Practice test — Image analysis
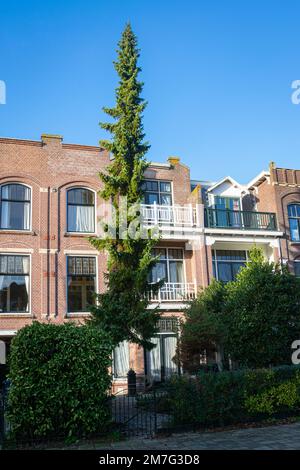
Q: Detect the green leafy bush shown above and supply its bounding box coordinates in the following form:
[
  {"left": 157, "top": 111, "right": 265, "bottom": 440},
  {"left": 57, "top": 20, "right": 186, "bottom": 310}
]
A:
[
  {"left": 166, "top": 365, "right": 300, "bottom": 427},
  {"left": 7, "top": 322, "right": 113, "bottom": 440}
]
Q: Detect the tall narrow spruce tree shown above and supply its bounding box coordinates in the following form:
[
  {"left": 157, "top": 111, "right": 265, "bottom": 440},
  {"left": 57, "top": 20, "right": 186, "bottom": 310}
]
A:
[{"left": 88, "top": 24, "right": 160, "bottom": 348}]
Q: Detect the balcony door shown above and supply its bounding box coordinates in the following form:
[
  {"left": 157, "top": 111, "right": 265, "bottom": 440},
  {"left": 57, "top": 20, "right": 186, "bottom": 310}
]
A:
[
  {"left": 214, "top": 196, "right": 241, "bottom": 227},
  {"left": 149, "top": 248, "right": 184, "bottom": 300},
  {"left": 146, "top": 334, "right": 178, "bottom": 382}
]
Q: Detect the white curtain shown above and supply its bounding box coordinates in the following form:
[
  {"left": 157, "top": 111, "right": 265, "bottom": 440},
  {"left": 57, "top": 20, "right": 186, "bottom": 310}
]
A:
[
  {"left": 169, "top": 261, "right": 184, "bottom": 283},
  {"left": 113, "top": 341, "right": 130, "bottom": 377},
  {"left": 164, "top": 336, "right": 178, "bottom": 378},
  {"left": 23, "top": 202, "right": 30, "bottom": 229},
  {"left": 68, "top": 205, "right": 94, "bottom": 232},
  {"left": 1, "top": 201, "right": 9, "bottom": 228},
  {"left": 22, "top": 257, "right": 30, "bottom": 303},
  {"left": 147, "top": 337, "right": 161, "bottom": 381}
]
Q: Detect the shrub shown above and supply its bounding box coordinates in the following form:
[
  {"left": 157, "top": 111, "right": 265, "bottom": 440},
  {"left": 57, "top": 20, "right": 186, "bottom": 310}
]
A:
[
  {"left": 7, "top": 322, "right": 113, "bottom": 441},
  {"left": 166, "top": 365, "right": 300, "bottom": 428}
]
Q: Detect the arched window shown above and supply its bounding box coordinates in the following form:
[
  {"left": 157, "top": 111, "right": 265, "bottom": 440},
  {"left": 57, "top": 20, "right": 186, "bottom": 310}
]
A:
[
  {"left": 67, "top": 188, "right": 95, "bottom": 233},
  {"left": 0, "top": 183, "right": 31, "bottom": 230},
  {"left": 288, "top": 204, "right": 300, "bottom": 241}
]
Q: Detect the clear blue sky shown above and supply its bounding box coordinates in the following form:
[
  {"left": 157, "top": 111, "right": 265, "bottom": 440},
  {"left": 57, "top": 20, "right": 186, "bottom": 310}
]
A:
[{"left": 1, "top": 0, "right": 300, "bottom": 182}]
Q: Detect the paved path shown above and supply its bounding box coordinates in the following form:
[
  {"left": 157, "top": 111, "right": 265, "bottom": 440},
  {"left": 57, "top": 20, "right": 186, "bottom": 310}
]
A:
[{"left": 88, "top": 422, "right": 300, "bottom": 450}]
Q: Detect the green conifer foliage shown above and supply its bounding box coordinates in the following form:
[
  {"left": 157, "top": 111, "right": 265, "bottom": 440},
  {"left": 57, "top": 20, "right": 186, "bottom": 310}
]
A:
[{"left": 88, "top": 24, "right": 160, "bottom": 348}]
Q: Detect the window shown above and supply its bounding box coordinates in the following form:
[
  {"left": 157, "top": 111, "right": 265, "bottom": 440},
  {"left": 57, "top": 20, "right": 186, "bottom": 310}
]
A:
[
  {"left": 67, "top": 188, "right": 95, "bottom": 233},
  {"left": 213, "top": 250, "right": 247, "bottom": 283},
  {"left": 0, "top": 184, "right": 31, "bottom": 230},
  {"left": 0, "top": 255, "right": 30, "bottom": 313},
  {"left": 294, "top": 261, "right": 300, "bottom": 277},
  {"left": 288, "top": 204, "right": 300, "bottom": 242},
  {"left": 67, "top": 256, "right": 96, "bottom": 313},
  {"left": 142, "top": 180, "right": 172, "bottom": 205},
  {"left": 146, "top": 333, "right": 178, "bottom": 382},
  {"left": 213, "top": 196, "right": 241, "bottom": 227},
  {"left": 214, "top": 196, "right": 240, "bottom": 211},
  {"left": 113, "top": 341, "right": 130, "bottom": 378},
  {"left": 149, "top": 248, "right": 184, "bottom": 284}
]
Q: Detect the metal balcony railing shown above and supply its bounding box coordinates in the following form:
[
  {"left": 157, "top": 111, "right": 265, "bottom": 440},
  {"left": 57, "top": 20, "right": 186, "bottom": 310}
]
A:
[
  {"left": 141, "top": 203, "right": 198, "bottom": 227},
  {"left": 148, "top": 282, "right": 197, "bottom": 302},
  {"left": 204, "top": 208, "right": 277, "bottom": 231}
]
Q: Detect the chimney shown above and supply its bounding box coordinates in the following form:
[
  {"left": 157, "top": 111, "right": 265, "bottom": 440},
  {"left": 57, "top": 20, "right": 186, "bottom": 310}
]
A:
[
  {"left": 41, "top": 134, "right": 63, "bottom": 146},
  {"left": 168, "top": 156, "right": 180, "bottom": 165}
]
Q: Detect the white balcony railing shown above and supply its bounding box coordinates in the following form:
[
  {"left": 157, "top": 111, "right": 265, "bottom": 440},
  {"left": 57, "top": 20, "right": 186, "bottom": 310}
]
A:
[
  {"left": 148, "top": 282, "right": 197, "bottom": 302},
  {"left": 141, "top": 203, "right": 199, "bottom": 227}
]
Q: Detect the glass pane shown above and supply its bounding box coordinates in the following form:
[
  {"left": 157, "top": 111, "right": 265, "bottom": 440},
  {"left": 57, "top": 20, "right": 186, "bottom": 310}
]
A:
[
  {"left": 0, "top": 275, "right": 29, "bottom": 312},
  {"left": 67, "top": 276, "right": 95, "bottom": 312},
  {"left": 294, "top": 262, "right": 300, "bottom": 277},
  {"left": 169, "top": 261, "right": 184, "bottom": 283},
  {"left": 152, "top": 248, "right": 167, "bottom": 260},
  {"left": 231, "top": 262, "right": 245, "bottom": 280},
  {"left": 113, "top": 341, "right": 130, "bottom": 377},
  {"left": 146, "top": 193, "right": 159, "bottom": 205},
  {"left": 150, "top": 261, "right": 167, "bottom": 283},
  {"left": 168, "top": 249, "right": 183, "bottom": 260},
  {"left": 147, "top": 337, "right": 161, "bottom": 381},
  {"left": 160, "top": 194, "right": 172, "bottom": 205},
  {"left": 68, "top": 188, "right": 94, "bottom": 205},
  {"left": 215, "top": 250, "right": 247, "bottom": 261},
  {"left": 289, "top": 218, "right": 300, "bottom": 241},
  {"left": 1, "top": 201, "right": 30, "bottom": 230},
  {"left": 217, "top": 262, "right": 233, "bottom": 282},
  {"left": 163, "top": 335, "right": 177, "bottom": 378},
  {"left": 68, "top": 204, "right": 94, "bottom": 232},
  {"left": 288, "top": 205, "right": 296, "bottom": 217},
  {"left": 160, "top": 182, "right": 171, "bottom": 193},
  {"left": 1, "top": 184, "right": 30, "bottom": 201}
]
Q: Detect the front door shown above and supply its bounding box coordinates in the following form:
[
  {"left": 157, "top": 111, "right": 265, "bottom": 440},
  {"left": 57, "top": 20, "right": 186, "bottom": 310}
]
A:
[{"left": 146, "top": 334, "right": 178, "bottom": 382}]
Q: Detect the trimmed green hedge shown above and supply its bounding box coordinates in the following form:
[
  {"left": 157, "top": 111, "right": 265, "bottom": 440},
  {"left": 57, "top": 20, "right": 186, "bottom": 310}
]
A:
[
  {"left": 166, "top": 365, "right": 300, "bottom": 427},
  {"left": 7, "top": 322, "right": 113, "bottom": 440}
]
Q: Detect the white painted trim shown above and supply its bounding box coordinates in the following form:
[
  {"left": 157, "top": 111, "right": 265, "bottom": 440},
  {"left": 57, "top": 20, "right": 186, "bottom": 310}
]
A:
[
  {"left": 204, "top": 228, "right": 283, "bottom": 237},
  {"left": 39, "top": 249, "right": 58, "bottom": 254},
  {"left": 64, "top": 249, "right": 97, "bottom": 255},
  {"left": 247, "top": 171, "right": 270, "bottom": 189},
  {"left": 0, "top": 330, "right": 17, "bottom": 336},
  {"left": 149, "top": 162, "right": 171, "bottom": 169},
  {"left": 207, "top": 176, "right": 245, "bottom": 193},
  {"left": 206, "top": 235, "right": 283, "bottom": 245},
  {"left": 0, "top": 248, "right": 34, "bottom": 253}
]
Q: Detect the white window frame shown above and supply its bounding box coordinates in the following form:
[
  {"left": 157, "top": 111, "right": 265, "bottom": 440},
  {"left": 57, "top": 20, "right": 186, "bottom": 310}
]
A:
[
  {"left": 213, "top": 249, "right": 248, "bottom": 282},
  {"left": 66, "top": 254, "right": 98, "bottom": 315},
  {"left": 66, "top": 186, "right": 97, "bottom": 235},
  {"left": 0, "top": 252, "right": 32, "bottom": 316},
  {"left": 151, "top": 247, "right": 187, "bottom": 284},
  {"left": 0, "top": 182, "right": 32, "bottom": 232}
]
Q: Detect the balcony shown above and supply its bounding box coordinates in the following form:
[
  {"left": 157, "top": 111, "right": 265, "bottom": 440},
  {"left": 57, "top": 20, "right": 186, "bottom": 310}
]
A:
[
  {"left": 141, "top": 203, "right": 199, "bottom": 227},
  {"left": 148, "top": 282, "right": 197, "bottom": 302},
  {"left": 204, "top": 208, "right": 277, "bottom": 231}
]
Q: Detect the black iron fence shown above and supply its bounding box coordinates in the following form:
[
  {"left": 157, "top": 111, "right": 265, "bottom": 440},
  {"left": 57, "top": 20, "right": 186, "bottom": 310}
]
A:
[
  {"left": 205, "top": 208, "right": 277, "bottom": 231},
  {"left": 111, "top": 388, "right": 171, "bottom": 438},
  {"left": 0, "top": 384, "right": 172, "bottom": 448}
]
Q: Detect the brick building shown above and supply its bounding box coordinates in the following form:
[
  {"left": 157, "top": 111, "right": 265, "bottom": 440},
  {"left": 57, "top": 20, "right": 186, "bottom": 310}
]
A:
[{"left": 0, "top": 135, "right": 289, "bottom": 390}]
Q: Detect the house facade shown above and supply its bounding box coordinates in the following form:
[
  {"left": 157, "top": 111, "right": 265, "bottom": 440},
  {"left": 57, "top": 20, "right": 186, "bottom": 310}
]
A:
[{"left": 0, "top": 135, "right": 289, "bottom": 391}]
